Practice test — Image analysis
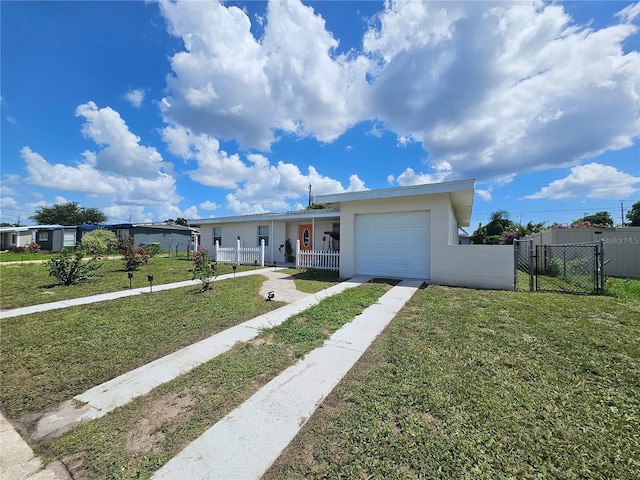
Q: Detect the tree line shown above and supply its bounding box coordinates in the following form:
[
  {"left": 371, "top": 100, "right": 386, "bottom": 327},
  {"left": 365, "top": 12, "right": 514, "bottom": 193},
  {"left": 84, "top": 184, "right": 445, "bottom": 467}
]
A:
[{"left": 470, "top": 201, "right": 640, "bottom": 245}]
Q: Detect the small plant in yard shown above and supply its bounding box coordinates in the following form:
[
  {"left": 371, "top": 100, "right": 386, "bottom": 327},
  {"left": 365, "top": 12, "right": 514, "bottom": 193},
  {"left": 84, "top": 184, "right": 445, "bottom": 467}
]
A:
[
  {"left": 27, "top": 242, "right": 41, "bottom": 253},
  {"left": 119, "top": 236, "right": 151, "bottom": 271},
  {"left": 45, "top": 248, "right": 102, "bottom": 286},
  {"left": 192, "top": 246, "right": 217, "bottom": 291}
]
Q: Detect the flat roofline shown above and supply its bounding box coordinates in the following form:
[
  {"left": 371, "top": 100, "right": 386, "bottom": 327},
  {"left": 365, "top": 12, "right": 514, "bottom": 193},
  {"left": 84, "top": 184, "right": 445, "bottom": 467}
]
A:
[
  {"left": 314, "top": 179, "right": 475, "bottom": 205},
  {"left": 189, "top": 208, "right": 340, "bottom": 226}
]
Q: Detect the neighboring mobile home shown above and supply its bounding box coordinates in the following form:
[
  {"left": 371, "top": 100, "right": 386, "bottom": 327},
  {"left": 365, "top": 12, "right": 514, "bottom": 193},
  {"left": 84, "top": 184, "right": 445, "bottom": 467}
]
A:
[
  {"left": 78, "top": 223, "right": 195, "bottom": 255},
  {"left": 0, "top": 225, "right": 77, "bottom": 252},
  {"left": 191, "top": 180, "right": 514, "bottom": 290},
  {"left": 0, "top": 226, "right": 33, "bottom": 251}
]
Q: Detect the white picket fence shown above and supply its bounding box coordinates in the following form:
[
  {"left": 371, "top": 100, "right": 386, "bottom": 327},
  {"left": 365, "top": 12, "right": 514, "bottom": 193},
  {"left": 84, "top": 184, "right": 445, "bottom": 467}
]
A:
[
  {"left": 295, "top": 239, "right": 340, "bottom": 271},
  {"left": 214, "top": 239, "right": 265, "bottom": 266}
]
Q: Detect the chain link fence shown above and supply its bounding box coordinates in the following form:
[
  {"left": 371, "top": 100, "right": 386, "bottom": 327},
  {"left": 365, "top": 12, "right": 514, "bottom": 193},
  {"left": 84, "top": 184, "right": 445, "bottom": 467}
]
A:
[{"left": 514, "top": 239, "right": 605, "bottom": 294}]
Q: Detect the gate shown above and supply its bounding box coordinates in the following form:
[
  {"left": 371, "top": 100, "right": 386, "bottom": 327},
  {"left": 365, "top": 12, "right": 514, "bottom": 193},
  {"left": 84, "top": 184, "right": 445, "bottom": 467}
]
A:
[{"left": 514, "top": 239, "right": 605, "bottom": 294}]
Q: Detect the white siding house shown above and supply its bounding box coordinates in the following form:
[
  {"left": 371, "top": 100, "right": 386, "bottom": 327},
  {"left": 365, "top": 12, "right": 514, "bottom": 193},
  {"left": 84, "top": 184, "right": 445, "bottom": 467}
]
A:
[
  {"left": 190, "top": 210, "right": 341, "bottom": 266},
  {"left": 190, "top": 180, "right": 514, "bottom": 290},
  {"left": 316, "top": 180, "right": 514, "bottom": 289}
]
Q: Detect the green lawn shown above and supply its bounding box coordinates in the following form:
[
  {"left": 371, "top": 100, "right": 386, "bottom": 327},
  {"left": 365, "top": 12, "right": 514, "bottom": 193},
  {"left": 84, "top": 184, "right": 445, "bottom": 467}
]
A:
[
  {"left": 264, "top": 285, "right": 640, "bottom": 480},
  {"left": 0, "top": 257, "right": 258, "bottom": 309},
  {"left": 33, "top": 282, "right": 392, "bottom": 480},
  {"left": 1, "top": 275, "right": 284, "bottom": 418},
  {"left": 0, "top": 251, "right": 54, "bottom": 262},
  {"left": 3, "top": 263, "right": 638, "bottom": 479}
]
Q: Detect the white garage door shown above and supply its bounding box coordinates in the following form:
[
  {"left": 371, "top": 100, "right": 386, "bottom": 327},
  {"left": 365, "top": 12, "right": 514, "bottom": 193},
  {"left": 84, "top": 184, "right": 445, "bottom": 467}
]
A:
[{"left": 356, "top": 211, "right": 430, "bottom": 279}]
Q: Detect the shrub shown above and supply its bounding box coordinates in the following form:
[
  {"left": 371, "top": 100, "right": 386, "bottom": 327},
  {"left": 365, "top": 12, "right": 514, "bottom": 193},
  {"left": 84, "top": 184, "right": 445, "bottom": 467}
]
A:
[
  {"left": 45, "top": 248, "right": 102, "bottom": 286},
  {"left": 27, "top": 242, "right": 41, "bottom": 253},
  {"left": 192, "top": 246, "right": 216, "bottom": 291},
  {"left": 81, "top": 229, "right": 119, "bottom": 255},
  {"left": 119, "top": 237, "right": 151, "bottom": 271}
]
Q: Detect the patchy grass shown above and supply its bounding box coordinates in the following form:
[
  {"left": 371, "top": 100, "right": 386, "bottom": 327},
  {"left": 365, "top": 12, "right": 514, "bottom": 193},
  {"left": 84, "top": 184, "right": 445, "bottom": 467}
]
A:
[
  {"left": 1, "top": 275, "right": 283, "bottom": 418},
  {"left": 34, "top": 282, "right": 392, "bottom": 480},
  {"left": 264, "top": 286, "right": 640, "bottom": 480},
  {"left": 606, "top": 277, "right": 640, "bottom": 307},
  {"left": 0, "top": 257, "right": 256, "bottom": 309}
]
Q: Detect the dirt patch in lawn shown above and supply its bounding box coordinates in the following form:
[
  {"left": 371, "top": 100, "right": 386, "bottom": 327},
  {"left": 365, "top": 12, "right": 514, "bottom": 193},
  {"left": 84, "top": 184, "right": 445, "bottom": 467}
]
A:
[{"left": 126, "top": 391, "right": 195, "bottom": 455}]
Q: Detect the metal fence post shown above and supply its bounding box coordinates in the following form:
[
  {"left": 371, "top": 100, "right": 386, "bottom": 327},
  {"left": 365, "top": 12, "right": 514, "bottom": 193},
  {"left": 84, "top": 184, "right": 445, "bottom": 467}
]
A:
[
  {"left": 600, "top": 238, "right": 605, "bottom": 293},
  {"left": 528, "top": 238, "right": 534, "bottom": 292},
  {"left": 513, "top": 241, "right": 518, "bottom": 291}
]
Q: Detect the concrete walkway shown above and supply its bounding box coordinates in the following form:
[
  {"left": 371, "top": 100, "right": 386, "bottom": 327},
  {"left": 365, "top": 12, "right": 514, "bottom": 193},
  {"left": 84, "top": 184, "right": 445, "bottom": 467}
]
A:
[
  {"left": 3, "top": 271, "right": 423, "bottom": 480},
  {"left": 152, "top": 279, "right": 423, "bottom": 480},
  {"left": 32, "top": 274, "right": 370, "bottom": 442},
  {"left": 0, "top": 413, "right": 66, "bottom": 480}
]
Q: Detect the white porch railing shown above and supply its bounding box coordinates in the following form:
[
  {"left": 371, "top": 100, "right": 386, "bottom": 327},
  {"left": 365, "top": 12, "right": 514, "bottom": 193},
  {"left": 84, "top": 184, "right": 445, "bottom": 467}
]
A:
[
  {"left": 295, "top": 239, "right": 340, "bottom": 271},
  {"left": 214, "top": 239, "right": 265, "bottom": 266}
]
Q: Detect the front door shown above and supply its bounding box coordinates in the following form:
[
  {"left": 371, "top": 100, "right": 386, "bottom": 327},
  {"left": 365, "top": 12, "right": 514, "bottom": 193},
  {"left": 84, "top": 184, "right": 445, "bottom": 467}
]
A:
[{"left": 299, "top": 224, "right": 313, "bottom": 251}]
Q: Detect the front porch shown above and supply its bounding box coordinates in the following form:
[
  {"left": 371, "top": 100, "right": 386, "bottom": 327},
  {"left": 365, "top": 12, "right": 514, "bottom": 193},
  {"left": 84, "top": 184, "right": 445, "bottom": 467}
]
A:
[{"left": 212, "top": 238, "right": 340, "bottom": 272}]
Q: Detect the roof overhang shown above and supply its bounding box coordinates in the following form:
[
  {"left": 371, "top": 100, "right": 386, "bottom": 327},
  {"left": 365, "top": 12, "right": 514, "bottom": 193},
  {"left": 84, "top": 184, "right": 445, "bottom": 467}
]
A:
[
  {"left": 314, "top": 179, "right": 475, "bottom": 227},
  {"left": 189, "top": 208, "right": 340, "bottom": 226}
]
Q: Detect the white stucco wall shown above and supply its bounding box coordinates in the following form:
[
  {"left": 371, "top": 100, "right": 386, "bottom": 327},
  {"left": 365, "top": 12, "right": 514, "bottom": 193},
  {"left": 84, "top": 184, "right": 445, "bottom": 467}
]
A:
[
  {"left": 337, "top": 193, "right": 514, "bottom": 289},
  {"left": 431, "top": 245, "right": 514, "bottom": 289}
]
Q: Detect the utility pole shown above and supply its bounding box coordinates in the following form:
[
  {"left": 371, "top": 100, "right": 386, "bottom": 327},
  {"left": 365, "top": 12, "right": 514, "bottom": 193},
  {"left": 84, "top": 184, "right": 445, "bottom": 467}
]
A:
[
  {"left": 621, "top": 201, "right": 625, "bottom": 226},
  {"left": 308, "top": 183, "right": 312, "bottom": 208}
]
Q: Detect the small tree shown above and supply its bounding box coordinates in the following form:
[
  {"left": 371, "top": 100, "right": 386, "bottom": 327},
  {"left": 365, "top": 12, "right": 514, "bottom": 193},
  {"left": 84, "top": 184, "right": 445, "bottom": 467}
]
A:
[
  {"left": 119, "top": 237, "right": 151, "bottom": 271},
  {"left": 572, "top": 211, "right": 614, "bottom": 228},
  {"left": 80, "top": 229, "right": 119, "bottom": 255},
  {"left": 46, "top": 248, "right": 102, "bottom": 286},
  {"left": 29, "top": 201, "right": 107, "bottom": 225},
  {"left": 192, "top": 246, "right": 216, "bottom": 291},
  {"left": 626, "top": 201, "right": 640, "bottom": 226}
]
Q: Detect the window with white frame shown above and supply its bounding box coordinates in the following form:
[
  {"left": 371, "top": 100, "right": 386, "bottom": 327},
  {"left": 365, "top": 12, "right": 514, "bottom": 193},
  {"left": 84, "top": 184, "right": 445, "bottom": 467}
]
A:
[
  {"left": 38, "top": 231, "right": 49, "bottom": 242},
  {"left": 258, "top": 225, "right": 269, "bottom": 246},
  {"left": 213, "top": 227, "right": 222, "bottom": 246}
]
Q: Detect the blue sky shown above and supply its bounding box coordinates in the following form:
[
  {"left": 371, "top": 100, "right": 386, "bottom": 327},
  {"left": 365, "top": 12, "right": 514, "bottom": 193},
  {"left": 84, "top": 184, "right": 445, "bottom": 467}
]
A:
[{"left": 2, "top": 0, "right": 639, "bottom": 231}]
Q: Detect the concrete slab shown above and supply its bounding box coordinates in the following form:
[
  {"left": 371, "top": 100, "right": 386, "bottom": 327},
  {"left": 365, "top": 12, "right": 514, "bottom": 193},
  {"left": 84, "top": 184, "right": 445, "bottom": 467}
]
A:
[
  {"left": 32, "top": 276, "right": 371, "bottom": 442},
  {"left": 152, "top": 279, "right": 422, "bottom": 480},
  {"left": 0, "top": 413, "right": 65, "bottom": 480}
]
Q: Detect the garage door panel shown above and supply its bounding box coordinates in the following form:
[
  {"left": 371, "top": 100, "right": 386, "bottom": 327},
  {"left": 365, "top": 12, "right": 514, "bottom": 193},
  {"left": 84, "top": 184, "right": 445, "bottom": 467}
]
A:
[{"left": 355, "top": 211, "right": 430, "bottom": 279}]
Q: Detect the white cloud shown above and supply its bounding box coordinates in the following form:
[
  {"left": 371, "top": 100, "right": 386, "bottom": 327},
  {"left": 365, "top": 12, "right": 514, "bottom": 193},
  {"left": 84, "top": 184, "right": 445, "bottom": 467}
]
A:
[
  {"left": 161, "top": 125, "right": 364, "bottom": 212},
  {"left": 155, "top": 0, "right": 639, "bottom": 188},
  {"left": 22, "top": 103, "right": 182, "bottom": 210},
  {"left": 1, "top": 196, "right": 18, "bottom": 209},
  {"left": 199, "top": 200, "right": 218, "bottom": 211},
  {"left": 124, "top": 88, "right": 145, "bottom": 108},
  {"left": 389, "top": 167, "right": 450, "bottom": 186},
  {"left": 475, "top": 189, "right": 492, "bottom": 202},
  {"left": 616, "top": 2, "right": 640, "bottom": 23},
  {"left": 76, "top": 101, "right": 169, "bottom": 179},
  {"left": 157, "top": 0, "right": 369, "bottom": 150},
  {"left": 525, "top": 163, "right": 640, "bottom": 200},
  {"left": 364, "top": 1, "right": 640, "bottom": 181}
]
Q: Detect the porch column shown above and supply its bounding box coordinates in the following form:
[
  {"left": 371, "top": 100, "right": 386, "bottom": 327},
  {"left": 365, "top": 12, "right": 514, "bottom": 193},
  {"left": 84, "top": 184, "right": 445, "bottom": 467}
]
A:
[
  {"left": 261, "top": 238, "right": 265, "bottom": 267},
  {"left": 236, "top": 237, "right": 241, "bottom": 265},
  {"left": 296, "top": 239, "right": 301, "bottom": 269}
]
